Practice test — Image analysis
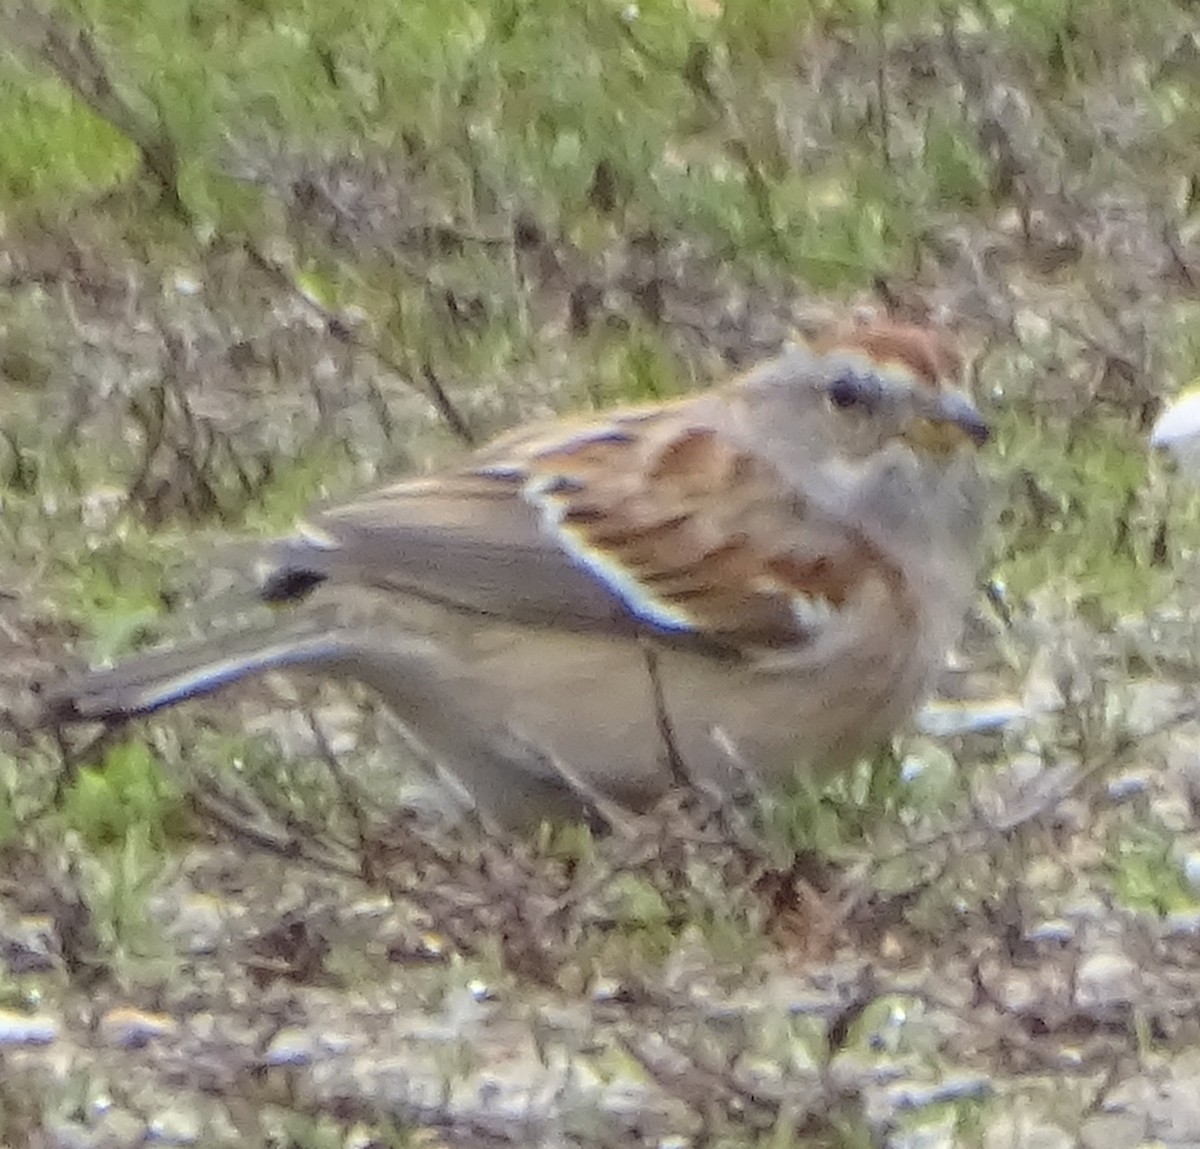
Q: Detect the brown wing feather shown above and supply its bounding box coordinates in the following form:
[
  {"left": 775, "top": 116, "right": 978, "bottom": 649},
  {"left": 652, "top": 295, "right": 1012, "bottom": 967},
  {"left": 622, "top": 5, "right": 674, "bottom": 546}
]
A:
[
  {"left": 267, "top": 380, "right": 911, "bottom": 650},
  {"left": 269, "top": 474, "right": 639, "bottom": 632},
  {"left": 502, "top": 418, "right": 906, "bottom": 647}
]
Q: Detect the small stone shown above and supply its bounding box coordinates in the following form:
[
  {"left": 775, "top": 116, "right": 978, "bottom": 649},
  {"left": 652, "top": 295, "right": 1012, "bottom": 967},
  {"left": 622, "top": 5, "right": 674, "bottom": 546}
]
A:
[
  {"left": 1166, "top": 908, "right": 1200, "bottom": 935},
  {"left": 885, "top": 1076, "right": 992, "bottom": 1110},
  {"left": 318, "top": 1030, "right": 355, "bottom": 1055},
  {"left": 264, "top": 1027, "right": 314, "bottom": 1066},
  {"left": 0, "top": 1008, "right": 59, "bottom": 1045},
  {"left": 466, "top": 977, "right": 495, "bottom": 1001},
  {"left": 916, "top": 698, "right": 1026, "bottom": 737},
  {"left": 1106, "top": 771, "right": 1149, "bottom": 800},
  {"left": 591, "top": 976, "right": 622, "bottom": 1002},
  {"left": 0, "top": 912, "right": 60, "bottom": 973},
  {"left": 146, "top": 1107, "right": 201, "bottom": 1145},
  {"left": 989, "top": 968, "right": 1044, "bottom": 1014},
  {"left": 1075, "top": 952, "right": 1138, "bottom": 1011},
  {"left": 98, "top": 1007, "right": 179, "bottom": 1049},
  {"left": 171, "top": 271, "right": 201, "bottom": 296},
  {"left": 167, "top": 895, "right": 227, "bottom": 955},
  {"left": 1026, "top": 919, "right": 1074, "bottom": 944}
]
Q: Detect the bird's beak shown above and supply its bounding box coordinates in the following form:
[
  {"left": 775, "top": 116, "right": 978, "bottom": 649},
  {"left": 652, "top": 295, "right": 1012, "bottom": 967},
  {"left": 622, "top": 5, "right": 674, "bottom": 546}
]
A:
[{"left": 908, "top": 388, "right": 990, "bottom": 453}]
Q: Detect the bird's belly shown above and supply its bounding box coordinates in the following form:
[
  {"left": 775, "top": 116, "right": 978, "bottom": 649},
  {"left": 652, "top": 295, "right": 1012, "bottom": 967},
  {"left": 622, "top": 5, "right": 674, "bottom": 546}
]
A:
[
  {"left": 461, "top": 626, "right": 923, "bottom": 812},
  {"left": 465, "top": 627, "right": 671, "bottom": 809}
]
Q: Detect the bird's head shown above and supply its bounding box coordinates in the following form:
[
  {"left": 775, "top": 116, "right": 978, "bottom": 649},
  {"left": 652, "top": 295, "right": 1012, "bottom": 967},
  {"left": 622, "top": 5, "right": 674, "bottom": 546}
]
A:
[
  {"left": 738, "top": 320, "right": 988, "bottom": 472},
  {"left": 809, "top": 321, "right": 989, "bottom": 460},
  {"left": 720, "top": 318, "right": 992, "bottom": 575}
]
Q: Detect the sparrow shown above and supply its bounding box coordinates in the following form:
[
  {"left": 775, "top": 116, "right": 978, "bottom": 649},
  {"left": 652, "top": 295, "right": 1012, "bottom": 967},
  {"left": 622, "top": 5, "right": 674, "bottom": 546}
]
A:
[{"left": 42, "top": 321, "right": 991, "bottom": 830}]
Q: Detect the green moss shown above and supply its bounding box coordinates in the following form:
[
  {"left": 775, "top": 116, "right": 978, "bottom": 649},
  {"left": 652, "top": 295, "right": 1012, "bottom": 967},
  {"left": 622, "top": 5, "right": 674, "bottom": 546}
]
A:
[
  {"left": 50, "top": 530, "right": 184, "bottom": 663},
  {"left": 0, "top": 60, "right": 136, "bottom": 203},
  {"left": 990, "top": 409, "right": 1175, "bottom": 618},
  {"left": 62, "top": 741, "right": 188, "bottom": 848},
  {"left": 1106, "top": 821, "right": 1198, "bottom": 916}
]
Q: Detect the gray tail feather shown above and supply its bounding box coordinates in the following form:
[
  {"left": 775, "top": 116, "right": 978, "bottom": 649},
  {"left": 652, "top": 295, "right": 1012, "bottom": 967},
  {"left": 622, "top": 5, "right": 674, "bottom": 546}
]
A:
[{"left": 40, "top": 619, "right": 342, "bottom": 725}]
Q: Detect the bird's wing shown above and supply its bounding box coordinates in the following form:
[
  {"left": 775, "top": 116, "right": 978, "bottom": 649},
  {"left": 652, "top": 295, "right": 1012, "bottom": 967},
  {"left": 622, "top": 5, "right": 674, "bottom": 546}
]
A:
[{"left": 265, "top": 399, "right": 905, "bottom": 650}]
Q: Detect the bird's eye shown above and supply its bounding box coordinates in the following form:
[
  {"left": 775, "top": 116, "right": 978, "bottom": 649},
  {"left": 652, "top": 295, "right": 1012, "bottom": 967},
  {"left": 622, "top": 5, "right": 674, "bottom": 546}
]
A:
[{"left": 826, "top": 370, "right": 876, "bottom": 411}]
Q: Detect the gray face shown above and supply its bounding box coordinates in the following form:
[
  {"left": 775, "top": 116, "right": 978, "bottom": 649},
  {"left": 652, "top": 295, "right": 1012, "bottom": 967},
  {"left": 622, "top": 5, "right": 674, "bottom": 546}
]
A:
[
  {"left": 740, "top": 345, "right": 987, "bottom": 472},
  {"left": 815, "top": 354, "right": 987, "bottom": 451}
]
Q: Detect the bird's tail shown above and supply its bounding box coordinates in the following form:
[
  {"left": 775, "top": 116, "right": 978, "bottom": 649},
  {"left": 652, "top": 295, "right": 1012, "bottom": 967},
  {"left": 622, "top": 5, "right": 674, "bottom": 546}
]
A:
[
  {"left": 39, "top": 618, "right": 346, "bottom": 724},
  {"left": 38, "top": 619, "right": 622, "bottom": 830}
]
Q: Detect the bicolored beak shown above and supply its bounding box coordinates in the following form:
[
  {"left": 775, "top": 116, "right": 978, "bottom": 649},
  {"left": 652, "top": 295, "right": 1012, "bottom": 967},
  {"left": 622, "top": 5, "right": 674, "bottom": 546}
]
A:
[{"left": 909, "top": 388, "right": 990, "bottom": 453}]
